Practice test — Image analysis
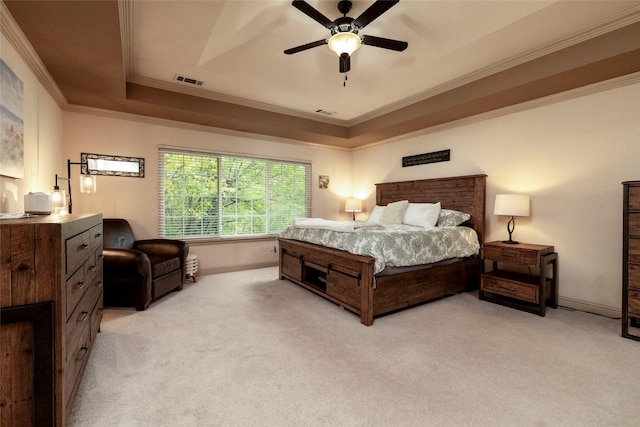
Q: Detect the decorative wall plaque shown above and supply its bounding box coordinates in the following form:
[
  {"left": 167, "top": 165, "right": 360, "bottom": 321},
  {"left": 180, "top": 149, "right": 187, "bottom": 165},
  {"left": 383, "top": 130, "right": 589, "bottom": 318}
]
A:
[{"left": 402, "top": 149, "right": 450, "bottom": 167}]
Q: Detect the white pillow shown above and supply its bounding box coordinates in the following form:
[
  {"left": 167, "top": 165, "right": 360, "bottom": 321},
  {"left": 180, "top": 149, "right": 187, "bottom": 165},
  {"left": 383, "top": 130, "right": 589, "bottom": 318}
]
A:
[
  {"left": 403, "top": 202, "right": 441, "bottom": 228},
  {"left": 380, "top": 200, "right": 409, "bottom": 225},
  {"left": 367, "top": 205, "right": 385, "bottom": 223}
]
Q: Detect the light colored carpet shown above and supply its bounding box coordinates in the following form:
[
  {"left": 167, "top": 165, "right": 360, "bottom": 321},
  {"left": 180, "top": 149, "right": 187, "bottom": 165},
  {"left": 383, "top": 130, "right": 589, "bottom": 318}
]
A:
[{"left": 70, "top": 267, "right": 639, "bottom": 426}]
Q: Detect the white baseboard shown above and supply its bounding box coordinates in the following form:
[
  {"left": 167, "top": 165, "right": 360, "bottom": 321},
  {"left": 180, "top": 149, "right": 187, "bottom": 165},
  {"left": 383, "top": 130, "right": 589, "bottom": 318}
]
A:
[
  {"left": 198, "top": 262, "right": 278, "bottom": 277},
  {"left": 558, "top": 296, "right": 621, "bottom": 319}
]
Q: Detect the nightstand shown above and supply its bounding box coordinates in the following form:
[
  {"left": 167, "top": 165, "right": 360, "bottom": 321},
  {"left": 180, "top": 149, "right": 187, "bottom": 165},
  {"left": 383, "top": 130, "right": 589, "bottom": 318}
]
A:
[{"left": 480, "top": 241, "right": 558, "bottom": 316}]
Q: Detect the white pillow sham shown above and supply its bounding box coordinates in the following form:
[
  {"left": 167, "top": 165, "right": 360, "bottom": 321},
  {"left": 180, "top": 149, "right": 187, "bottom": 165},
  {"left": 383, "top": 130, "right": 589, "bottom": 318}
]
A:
[
  {"left": 403, "top": 202, "right": 441, "bottom": 228},
  {"left": 367, "top": 205, "right": 385, "bottom": 223}
]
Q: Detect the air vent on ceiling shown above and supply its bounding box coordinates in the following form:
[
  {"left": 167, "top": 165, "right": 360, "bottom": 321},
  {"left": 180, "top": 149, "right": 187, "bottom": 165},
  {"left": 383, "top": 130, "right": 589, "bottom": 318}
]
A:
[
  {"left": 315, "top": 109, "right": 336, "bottom": 116},
  {"left": 175, "top": 74, "right": 205, "bottom": 86}
]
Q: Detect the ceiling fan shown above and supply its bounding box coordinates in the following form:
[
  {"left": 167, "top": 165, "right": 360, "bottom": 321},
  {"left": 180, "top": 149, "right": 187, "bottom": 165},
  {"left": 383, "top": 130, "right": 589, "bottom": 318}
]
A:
[{"left": 284, "top": 0, "right": 408, "bottom": 73}]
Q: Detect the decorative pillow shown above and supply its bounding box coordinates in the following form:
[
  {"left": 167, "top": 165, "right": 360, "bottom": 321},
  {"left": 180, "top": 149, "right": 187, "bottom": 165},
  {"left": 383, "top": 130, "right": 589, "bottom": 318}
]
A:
[
  {"left": 403, "top": 202, "right": 441, "bottom": 228},
  {"left": 367, "top": 205, "right": 385, "bottom": 223},
  {"left": 380, "top": 200, "right": 409, "bottom": 225},
  {"left": 437, "top": 209, "right": 471, "bottom": 226}
]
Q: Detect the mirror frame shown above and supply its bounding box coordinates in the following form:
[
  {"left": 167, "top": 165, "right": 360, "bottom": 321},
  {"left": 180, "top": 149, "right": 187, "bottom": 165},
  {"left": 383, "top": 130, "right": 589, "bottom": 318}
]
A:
[{"left": 81, "top": 153, "right": 145, "bottom": 177}]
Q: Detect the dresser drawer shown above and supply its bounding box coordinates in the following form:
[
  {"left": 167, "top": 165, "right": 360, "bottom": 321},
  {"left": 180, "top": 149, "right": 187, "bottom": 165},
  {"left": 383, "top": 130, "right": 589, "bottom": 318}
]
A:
[
  {"left": 64, "top": 319, "right": 91, "bottom": 407},
  {"left": 629, "top": 239, "right": 640, "bottom": 264},
  {"left": 282, "top": 251, "right": 302, "bottom": 281},
  {"left": 65, "top": 266, "right": 88, "bottom": 320},
  {"left": 326, "top": 268, "right": 360, "bottom": 309},
  {"left": 482, "top": 274, "right": 539, "bottom": 304},
  {"left": 629, "top": 264, "right": 640, "bottom": 291},
  {"left": 66, "top": 287, "right": 93, "bottom": 347},
  {"left": 628, "top": 290, "right": 640, "bottom": 316},
  {"left": 89, "top": 223, "right": 104, "bottom": 251},
  {"left": 91, "top": 293, "right": 104, "bottom": 342},
  {"left": 629, "top": 213, "right": 640, "bottom": 238},
  {"left": 66, "top": 228, "right": 94, "bottom": 275},
  {"left": 483, "top": 246, "right": 538, "bottom": 267},
  {"left": 629, "top": 185, "right": 640, "bottom": 210}
]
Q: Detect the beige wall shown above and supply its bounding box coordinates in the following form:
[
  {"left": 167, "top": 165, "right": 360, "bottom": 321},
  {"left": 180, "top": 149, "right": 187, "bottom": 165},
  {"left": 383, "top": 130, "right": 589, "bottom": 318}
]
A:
[
  {"left": 0, "top": 33, "right": 63, "bottom": 213},
  {"left": 354, "top": 82, "right": 640, "bottom": 316},
  {"left": 5, "top": 25, "right": 639, "bottom": 316},
  {"left": 62, "top": 111, "right": 354, "bottom": 274}
]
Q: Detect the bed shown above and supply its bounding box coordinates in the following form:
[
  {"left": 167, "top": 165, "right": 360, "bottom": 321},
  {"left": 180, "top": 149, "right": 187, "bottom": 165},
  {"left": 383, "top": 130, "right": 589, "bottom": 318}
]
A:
[{"left": 278, "top": 174, "right": 486, "bottom": 325}]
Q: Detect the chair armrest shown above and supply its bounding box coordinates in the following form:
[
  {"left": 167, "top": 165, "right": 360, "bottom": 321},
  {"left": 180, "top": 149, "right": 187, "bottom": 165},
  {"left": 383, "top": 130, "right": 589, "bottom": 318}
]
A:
[
  {"left": 103, "top": 248, "right": 151, "bottom": 278},
  {"left": 134, "top": 239, "right": 188, "bottom": 258}
]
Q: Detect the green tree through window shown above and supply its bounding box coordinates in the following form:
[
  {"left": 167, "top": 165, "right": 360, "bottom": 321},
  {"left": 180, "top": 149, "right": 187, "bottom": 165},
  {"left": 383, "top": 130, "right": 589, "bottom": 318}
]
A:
[{"left": 159, "top": 148, "right": 311, "bottom": 238}]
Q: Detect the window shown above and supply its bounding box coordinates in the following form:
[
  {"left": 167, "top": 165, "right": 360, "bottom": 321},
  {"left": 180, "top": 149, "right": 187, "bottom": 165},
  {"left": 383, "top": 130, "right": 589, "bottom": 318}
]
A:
[{"left": 158, "top": 147, "right": 311, "bottom": 239}]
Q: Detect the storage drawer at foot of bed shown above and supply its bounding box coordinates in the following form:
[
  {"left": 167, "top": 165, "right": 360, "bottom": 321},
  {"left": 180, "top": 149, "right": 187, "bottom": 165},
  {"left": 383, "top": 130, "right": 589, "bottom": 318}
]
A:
[
  {"left": 326, "top": 269, "right": 360, "bottom": 309},
  {"left": 282, "top": 252, "right": 302, "bottom": 281}
]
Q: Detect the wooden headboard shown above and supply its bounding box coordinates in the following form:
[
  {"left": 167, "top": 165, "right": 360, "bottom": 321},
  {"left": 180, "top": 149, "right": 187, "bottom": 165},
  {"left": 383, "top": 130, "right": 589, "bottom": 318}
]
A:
[{"left": 375, "top": 174, "right": 487, "bottom": 244}]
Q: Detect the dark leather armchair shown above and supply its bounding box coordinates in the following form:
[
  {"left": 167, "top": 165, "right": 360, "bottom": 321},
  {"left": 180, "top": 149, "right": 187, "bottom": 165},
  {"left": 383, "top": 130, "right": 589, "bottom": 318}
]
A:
[{"left": 103, "top": 218, "right": 189, "bottom": 311}]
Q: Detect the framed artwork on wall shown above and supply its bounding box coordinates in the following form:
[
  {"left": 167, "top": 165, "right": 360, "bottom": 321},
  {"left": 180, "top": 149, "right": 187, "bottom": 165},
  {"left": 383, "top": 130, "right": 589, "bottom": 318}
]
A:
[{"left": 0, "top": 59, "right": 24, "bottom": 179}]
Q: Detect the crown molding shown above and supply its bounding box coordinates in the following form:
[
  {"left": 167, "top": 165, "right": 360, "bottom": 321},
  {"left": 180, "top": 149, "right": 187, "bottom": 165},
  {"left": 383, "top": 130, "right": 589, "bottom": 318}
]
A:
[
  {"left": 348, "top": 6, "right": 640, "bottom": 126},
  {"left": 0, "top": 0, "right": 67, "bottom": 106}
]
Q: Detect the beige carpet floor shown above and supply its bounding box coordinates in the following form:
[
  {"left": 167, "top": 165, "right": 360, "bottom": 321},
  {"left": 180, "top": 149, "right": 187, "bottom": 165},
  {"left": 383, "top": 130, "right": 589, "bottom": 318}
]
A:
[{"left": 69, "top": 267, "right": 640, "bottom": 426}]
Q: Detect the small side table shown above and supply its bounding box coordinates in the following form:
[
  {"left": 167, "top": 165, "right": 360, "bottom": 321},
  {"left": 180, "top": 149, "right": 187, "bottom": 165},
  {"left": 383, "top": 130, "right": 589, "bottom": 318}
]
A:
[
  {"left": 186, "top": 253, "right": 198, "bottom": 282},
  {"left": 480, "top": 241, "right": 558, "bottom": 316}
]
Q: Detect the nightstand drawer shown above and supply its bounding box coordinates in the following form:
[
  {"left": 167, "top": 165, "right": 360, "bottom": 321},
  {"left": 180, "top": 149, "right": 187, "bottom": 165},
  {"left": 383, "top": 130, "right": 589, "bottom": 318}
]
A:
[
  {"left": 629, "top": 185, "right": 640, "bottom": 210},
  {"left": 482, "top": 274, "right": 539, "bottom": 304},
  {"left": 483, "top": 246, "right": 538, "bottom": 266}
]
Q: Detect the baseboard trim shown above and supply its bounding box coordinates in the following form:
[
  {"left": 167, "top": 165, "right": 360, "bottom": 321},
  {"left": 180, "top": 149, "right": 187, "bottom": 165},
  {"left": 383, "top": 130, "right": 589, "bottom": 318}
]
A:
[
  {"left": 558, "top": 296, "right": 621, "bottom": 319},
  {"left": 199, "top": 262, "right": 278, "bottom": 277}
]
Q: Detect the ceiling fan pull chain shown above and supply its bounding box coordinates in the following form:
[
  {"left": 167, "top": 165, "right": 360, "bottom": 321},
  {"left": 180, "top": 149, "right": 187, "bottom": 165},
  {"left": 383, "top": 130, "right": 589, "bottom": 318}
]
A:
[{"left": 344, "top": 74, "right": 348, "bottom": 87}]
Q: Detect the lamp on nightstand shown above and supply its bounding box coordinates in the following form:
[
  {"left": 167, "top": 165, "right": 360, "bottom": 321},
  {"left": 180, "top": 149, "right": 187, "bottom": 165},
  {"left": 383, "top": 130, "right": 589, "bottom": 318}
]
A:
[
  {"left": 494, "top": 194, "right": 530, "bottom": 244},
  {"left": 345, "top": 198, "right": 362, "bottom": 221}
]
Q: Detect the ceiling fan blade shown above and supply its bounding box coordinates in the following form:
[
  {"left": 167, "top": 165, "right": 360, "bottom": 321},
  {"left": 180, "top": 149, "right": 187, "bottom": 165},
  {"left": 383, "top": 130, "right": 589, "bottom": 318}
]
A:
[
  {"left": 339, "top": 53, "right": 351, "bottom": 73},
  {"left": 353, "top": 0, "right": 399, "bottom": 30},
  {"left": 361, "top": 34, "right": 407, "bottom": 51},
  {"left": 292, "top": 0, "right": 334, "bottom": 29},
  {"left": 284, "top": 39, "right": 328, "bottom": 55}
]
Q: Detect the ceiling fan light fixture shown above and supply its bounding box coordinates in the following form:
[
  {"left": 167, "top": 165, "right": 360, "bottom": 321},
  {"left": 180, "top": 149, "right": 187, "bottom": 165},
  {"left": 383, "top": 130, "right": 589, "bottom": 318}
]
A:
[{"left": 328, "top": 32, "right": 361, "bottom": 56}]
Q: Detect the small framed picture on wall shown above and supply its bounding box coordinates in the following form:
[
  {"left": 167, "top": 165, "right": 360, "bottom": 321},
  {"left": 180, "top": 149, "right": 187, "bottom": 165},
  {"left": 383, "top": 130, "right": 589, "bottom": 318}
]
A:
[{"left": 319, "top": 175, "right": 329, "bottom": 189}]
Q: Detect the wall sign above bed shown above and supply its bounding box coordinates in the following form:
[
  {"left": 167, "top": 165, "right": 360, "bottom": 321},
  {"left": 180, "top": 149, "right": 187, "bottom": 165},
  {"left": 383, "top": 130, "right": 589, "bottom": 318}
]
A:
[{"left": 402, "top": 149, "right": 450, "bottom": 167}]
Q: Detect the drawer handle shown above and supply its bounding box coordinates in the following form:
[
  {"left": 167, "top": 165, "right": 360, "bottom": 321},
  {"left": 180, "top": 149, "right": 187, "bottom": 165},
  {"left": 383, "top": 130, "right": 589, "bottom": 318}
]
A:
[
  {"left": 79, "top": 243, "right": 89, "bottom": 250},
  {"left": 499, "top": 285, "right": 518, "bottom": 292},
  {"left": 76, "top": 346, "right": 89, "bottom": 362},
  {"left": 74, "top": 281, "right": 86, "bottom": 291},
  {"left": 95, "top": 232, "right": 102, "bottom": 238},
  {"left": 97, "top": 308, "right": 104, "bottom": 316},
  {"left": 77, "top": 311, "right": 89, "bottom": 323},
  {"left": 88, "top": 265, "right": 97, "bottom": 272},
  {"left": 95, "top": 281, "right": 103, "bottom": 289},
  {"left": 502, "top": 253, "right": 520, "bottom": 258}
]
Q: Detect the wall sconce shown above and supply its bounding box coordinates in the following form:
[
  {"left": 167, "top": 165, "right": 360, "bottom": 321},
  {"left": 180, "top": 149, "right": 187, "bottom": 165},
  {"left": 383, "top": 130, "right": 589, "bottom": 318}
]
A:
[
  {"left": 494, "top": 194, "right": 530, "bottom": 244},
  {"left": 52, "top": 159, "right": 97, "bottom": 214},
  {"left": 345, "top": 198, "right": 362, "bottom": 221}
]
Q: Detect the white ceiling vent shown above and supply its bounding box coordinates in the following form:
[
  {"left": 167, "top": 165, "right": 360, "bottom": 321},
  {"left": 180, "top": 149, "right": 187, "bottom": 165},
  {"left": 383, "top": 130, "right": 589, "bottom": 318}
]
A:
[
  {"left": 315, "top": 109, "right": 336, "bottom": 116},
  {"left": 175, "top": 74, "right": 205, "bottom": 86}
]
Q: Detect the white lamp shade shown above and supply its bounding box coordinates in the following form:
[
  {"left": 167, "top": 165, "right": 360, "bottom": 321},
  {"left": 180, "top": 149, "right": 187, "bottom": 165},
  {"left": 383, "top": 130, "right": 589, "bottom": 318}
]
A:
[
  {"left": 345, "top": 198, "right": 363, "bottom": 213},
  {"left": 494, "top": 194, "right": 530, "bottom": 217},
  {"left": 80, "top": 174, "right": 97, "bottom": 193},
  {"left": 328, "top": 32, "right": 361, "bottom": 56}
]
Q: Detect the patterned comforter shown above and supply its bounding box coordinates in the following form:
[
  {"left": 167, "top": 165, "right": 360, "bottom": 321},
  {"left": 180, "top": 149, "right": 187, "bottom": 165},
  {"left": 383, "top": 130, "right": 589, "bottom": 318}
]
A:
[{"left": 278, "top": 224, "right": 480, "bottom": 274}]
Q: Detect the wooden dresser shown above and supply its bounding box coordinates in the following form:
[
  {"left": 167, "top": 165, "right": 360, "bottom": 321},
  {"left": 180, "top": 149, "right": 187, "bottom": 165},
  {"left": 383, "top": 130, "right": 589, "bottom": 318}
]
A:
[
  {"left": 0, "top": 214, "right": 104, "bottom": 426},
  {"left": 623, "top": 181, "right": 640, "bottom": 340}
]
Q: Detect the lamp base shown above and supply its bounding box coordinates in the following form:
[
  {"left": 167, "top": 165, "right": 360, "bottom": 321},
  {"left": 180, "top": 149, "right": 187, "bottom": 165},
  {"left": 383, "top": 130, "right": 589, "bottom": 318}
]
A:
[{"left": 501, "top": 239, "right": 520, "bottom": 244}]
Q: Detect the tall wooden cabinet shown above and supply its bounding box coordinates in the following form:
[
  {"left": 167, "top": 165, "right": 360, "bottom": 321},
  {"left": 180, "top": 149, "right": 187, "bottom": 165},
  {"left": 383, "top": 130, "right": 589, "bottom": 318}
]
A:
[
  {"left": 623, "top": 181, "right": 640, "bottom": 340},
  {"left": 0, "top": 214, "right": 104, "bottom": 425}
]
